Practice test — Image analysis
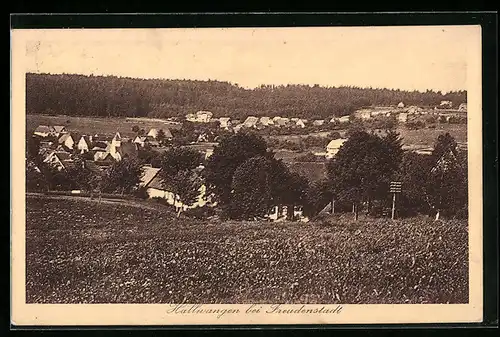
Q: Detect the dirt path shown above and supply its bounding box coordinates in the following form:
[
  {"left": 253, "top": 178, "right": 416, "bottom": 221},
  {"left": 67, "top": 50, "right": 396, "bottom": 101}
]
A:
[{"left": 26, "top": 192, "right": 161, "bottom": 211}]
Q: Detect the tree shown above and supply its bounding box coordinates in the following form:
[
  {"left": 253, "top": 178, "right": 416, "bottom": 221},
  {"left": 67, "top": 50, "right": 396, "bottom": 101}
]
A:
[
  {"left": 204, "top": 131, "right": 268, "bottom": 207},
  {"left": 158, "top": 147, "right": 202, "bottom": 183},
  {"left": 168, "top": 170, "right": 204, "bottom": 217},
  {"left": 102, "top": 158, "right": 143, "bottom": 194},
  {"left": 132, "top": 125, "right": 140, "bottom": 133},
  {"left": 326, "top": 130, "right": 402, "bottom": 220},
  {"left": 281, "top": 172, "right": 309, "bottom": 221},
  {"left": 65, "top": 156, "right": 96, "bottom": 191},
  {"left": 156, "top": 129, "right": 166, "bottom": 143},
  {"left": 229, "top": 156, "right": 273, "bottom": 220},
  {"left": 425, "top": 134, "right": 467, "bottom": 220}
]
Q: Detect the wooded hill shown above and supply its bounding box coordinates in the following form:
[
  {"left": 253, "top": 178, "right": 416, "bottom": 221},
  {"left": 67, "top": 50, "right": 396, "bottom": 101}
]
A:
[{"left": 26, "top": 73, "right": 467, "bottom": 120}]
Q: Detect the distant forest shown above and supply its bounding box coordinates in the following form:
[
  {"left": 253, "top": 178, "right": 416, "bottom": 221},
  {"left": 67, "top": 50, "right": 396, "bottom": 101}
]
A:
[{"left": 26, "top": 73, "right": 467, "bottom": 120}]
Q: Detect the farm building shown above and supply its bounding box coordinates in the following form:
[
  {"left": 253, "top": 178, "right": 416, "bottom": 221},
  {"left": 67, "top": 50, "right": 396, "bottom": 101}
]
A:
[
  {"left": 325, "top": 138, "right": 348, "bottom": 158},
  {"left": 52, "top": 125, "right": 66, "bottom": 136},
  {"left": 397, "top": 102, "right": 405, "bottom": 108},
  {"left": 111, "top": 132, "right": 122, "bottom": 147},
  {"left": 458, "top": 103, "right": 467, "bottom": 111},
  {"left": 133, "top": 136, "right": 147, "bottom": 147},
  {"left": 337, "top": 115, "right": 350, "bottom": 123},
  {"left": 312, "top": 119, "right": 325, "bottom": 126},
  {"left": 140, "top": 166, "right": 209, "bottom": 211}
]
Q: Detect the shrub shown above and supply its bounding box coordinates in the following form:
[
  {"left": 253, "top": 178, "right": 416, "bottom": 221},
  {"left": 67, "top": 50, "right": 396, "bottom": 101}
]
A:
[{"left": 183, "top": 206, "right": 217, "bottom": 219}]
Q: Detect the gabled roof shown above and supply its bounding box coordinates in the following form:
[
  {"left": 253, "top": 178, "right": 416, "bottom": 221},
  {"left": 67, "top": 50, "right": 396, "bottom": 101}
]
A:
[
  {"left": 34, "top": 125, "right": 52, "bottom": 133},
  {"left": 327, "top": 138, "right": 348, "bottom": 150},
  {"left": 53, "top": 125, "right": 66, "bottom": 133},
  {"left": 244, "top": 116, "right": 259, "bottom": 126},
  {"left": 58, "top": 133, "right": 73, "bottom": 143},
  {"left": 140, "top": 166, "right": 161, "bottom": 187}
]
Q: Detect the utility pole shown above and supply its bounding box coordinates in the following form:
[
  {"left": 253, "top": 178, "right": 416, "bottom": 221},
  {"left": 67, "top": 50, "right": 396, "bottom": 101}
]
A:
[{"left": 389, "top": 181, "right": 402, "bottom": 220}]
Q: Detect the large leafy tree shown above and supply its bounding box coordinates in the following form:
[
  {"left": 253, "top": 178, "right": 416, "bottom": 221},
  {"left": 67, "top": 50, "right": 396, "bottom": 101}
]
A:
[
  {"left": 158, "top": 147, "right": 204, "bottom": 215},
  {"left": 326, "top": 130, "right": 402, "bottom": 220},
  {"left": 425, "top": 134, "right": 467, "bottom": 220},
  {"left": 102, "top": 158, "right": 143, "bottom": 194},
  {"left": 204, "top": 131, "right": 268, "bottom": 206},
  {"left": 229, "top": 156, "right": 273, "bottom": 220},
  {"left": 158, "top": 147, "right": 202, "bottom": 185}
]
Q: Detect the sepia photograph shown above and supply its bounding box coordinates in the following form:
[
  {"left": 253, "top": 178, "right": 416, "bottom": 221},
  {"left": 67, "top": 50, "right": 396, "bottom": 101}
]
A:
[{"left": 11, "top": 25, "right": 483, "bottom": 325}]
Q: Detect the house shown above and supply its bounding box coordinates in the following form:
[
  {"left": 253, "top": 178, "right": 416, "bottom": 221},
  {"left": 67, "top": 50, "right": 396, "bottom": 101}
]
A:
[
  {"left": 397, "top": 102, "right": 405, "bottom": 108},
  {"left": 272, "top": 116, "right": 282, "bottom": 124},
  {"left": 295, "top": 119, "right": 306, "bottom": 128},
  {"left": 204, "top": 148, "right": 214, "bottom": 160},
  {"left": 77, "top": 135, "right": 92, "bottom": 153},
  {"left": 111, "top": 132, "right": 122, "bottom": 147},
  {"left": 397, "top": 113, "right": 408, "bottom": 123},
  {"left": 312, "top": 119, "right": 325, "bottom": 126},
  {"left": 194, "top": 111, "right": 213, "bottom": 123},
  {"left": 331, "top": 115, "right": 352, "bottom": 123},
  {"left": 219, "top": 117, "right": 231, "bottom": 129},
  {"left": 92, "top": 148, "right": 108, "bottom": 161},
  {"left": 147, "top": 128, "right": 173, "bottom": 140},
  {"left": 439, "top": 100, "right": 453, "bottom": 109},
  {"left": 354, "top": 109, "right": 372, "bottom": 120},
  {"left": 33, "top": 125, "right": 53, "bottom": 138},
  {"left": 52, "top": 125, "right": 66, "bottom": 137},
  {"left": 325, "top": 138, "right": 348, "bottom": 158},
  {"left": 58, "top": 133, "right": 75, "bottom": 150},
  {"left": 406, "top": 106, "right": 420, "bottom": 114},
  {"left": 95, "top": 152, "right": 117, "bottom": 166},
  {"left": 290, "top": 117, "right": 299, "bottom": 122},
  {"left": 275, "top": 118, "right": 288, "bottom": 127},
  {"left": 259, "top": 116, "right": 273, "bottom": 127},
  {"left": 133, "top": 136, "right": 147, "bottom": 147},
  {"left": 243, "top": 116, "right": 259, "bottom": 128},
  {"left": 458, "top": 103, "right": 467, "bottom": 111},
  {"left": 43, "top": 151, "right": 72, "bottom": 171},
  {"left": 197, "top": 133, "right": 209, "bottom": 143},
  {"left": 140, "top": 166, "right": 208, "bottom": 211},
  {"left": 185, "top": 113, "right": 197, "bottom": 122},
  {"left": 233, "top": 124, "right": 244, "bottom": 133}
]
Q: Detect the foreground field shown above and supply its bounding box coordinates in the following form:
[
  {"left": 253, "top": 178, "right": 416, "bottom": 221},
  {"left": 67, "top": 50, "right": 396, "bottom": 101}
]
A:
[{"left": 26, "top": 195, "right": 468, "bottom": 304}]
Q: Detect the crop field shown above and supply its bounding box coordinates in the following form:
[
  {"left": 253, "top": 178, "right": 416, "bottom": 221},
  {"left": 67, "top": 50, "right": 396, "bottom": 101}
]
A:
[
  {"left": 26, "top": 114, "right": 181, "bottom": 138},
  {"left": 26, "top": 195, "right": 468, "bottom": 304}
]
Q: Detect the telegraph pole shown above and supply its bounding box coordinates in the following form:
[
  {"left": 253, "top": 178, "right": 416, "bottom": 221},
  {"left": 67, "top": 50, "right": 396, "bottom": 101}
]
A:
[{"left": 389, "top": 181, "right": 402, "bottom": 220}]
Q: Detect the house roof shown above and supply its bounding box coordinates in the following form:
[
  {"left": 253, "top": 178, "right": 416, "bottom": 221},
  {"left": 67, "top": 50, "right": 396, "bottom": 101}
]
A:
[
  {"left": 58, "top": 133, "right": 72, "bottom": 143},
  {"left": 146, "top": 174, "right": 165, "bottom": 190},
  {"left": 140, "top": 166, "right": 161, "bottom": 187},
  {"left": 34, "top": 125, "right": 52, "bottom": 133},
  {"left": 244, "top": 116, "right": 259, "bottom": 126},
  {"left": 286, "top": 162, "right": 328, "bottom": 183},
  {"left": 327, "top": 139, "right": 348, "bottom": 150},
  {"left": 219, "top": 117, "right": 231, "bottom": 122},
  {"left": 53, "top": 125, "right": 66, "bottom": 132}
]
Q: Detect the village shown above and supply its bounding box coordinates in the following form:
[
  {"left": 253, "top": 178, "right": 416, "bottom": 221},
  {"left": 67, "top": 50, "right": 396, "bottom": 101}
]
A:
[{"left": 28, "top": 99, "right": 468, "bottom": 222}]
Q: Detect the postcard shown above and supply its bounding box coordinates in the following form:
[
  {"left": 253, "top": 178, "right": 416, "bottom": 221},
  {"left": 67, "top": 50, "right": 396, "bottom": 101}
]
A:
[{"left": 11, "top": 25, "right": 483, "bottom": 326}]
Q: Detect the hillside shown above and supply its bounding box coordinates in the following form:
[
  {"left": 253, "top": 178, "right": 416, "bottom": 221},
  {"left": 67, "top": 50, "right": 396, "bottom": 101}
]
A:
[
  {"left": 26, "top": 73, "right": 467, "bottom": 120},
  {"left": 26, "top": 194, "right": 468, "bottom": 304}
]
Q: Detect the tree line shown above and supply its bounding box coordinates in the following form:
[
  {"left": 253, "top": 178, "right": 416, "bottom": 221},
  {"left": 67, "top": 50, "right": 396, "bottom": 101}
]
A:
[{"left": 26, "top": 73, "right": 467, "bottom": 120}]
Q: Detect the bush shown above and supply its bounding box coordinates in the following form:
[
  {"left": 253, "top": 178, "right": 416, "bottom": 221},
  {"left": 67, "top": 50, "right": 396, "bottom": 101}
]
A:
[{"left": 134, "top": 186, "right": 149, "bottom": 200}]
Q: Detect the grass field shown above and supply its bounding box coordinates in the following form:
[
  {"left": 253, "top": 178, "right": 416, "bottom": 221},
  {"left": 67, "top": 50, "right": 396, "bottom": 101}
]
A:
[
  {"left": 26, "top": 114, "right": 181, "bottom": 138},
  {"left": 26, "top": 195, "right": 468, "bottom": 304}
]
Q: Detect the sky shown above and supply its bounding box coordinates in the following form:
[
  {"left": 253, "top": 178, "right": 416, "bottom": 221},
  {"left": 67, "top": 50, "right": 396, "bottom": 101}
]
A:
[{"left": 21, "top": 26, "right": 478, "bottom": 93}]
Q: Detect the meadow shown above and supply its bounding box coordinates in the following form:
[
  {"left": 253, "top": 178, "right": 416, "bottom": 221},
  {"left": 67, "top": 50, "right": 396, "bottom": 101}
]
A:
[{"left": 26, "top": 195, "right": 468, "bottom": 304}]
